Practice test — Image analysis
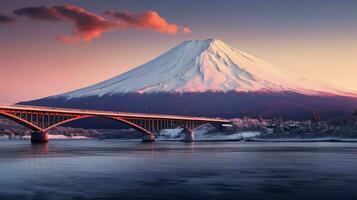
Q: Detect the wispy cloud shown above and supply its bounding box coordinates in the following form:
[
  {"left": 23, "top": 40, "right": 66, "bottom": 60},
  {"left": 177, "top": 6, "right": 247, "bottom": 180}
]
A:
[
  {"left": 14, "top": 5, "right": 117, "bottom": 43},
  {"left": 0, "top": 14, "right": 16, "bottom": 24},
  {"left": 103, "top": 10, "right": 191, "bottom": 34},
  {"left": 13, "top": 5, "right": 191, "bottom": 44},
  {"left": 14, "top": 6, "right": 61, "bottom": 21}
]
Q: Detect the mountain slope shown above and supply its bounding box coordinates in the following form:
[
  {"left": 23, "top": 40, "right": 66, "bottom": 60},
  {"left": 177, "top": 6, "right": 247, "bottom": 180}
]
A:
[
  {"left": 55, "top": 38, "right": 355, "bottom": 99},
  {"left": 20, "top": 38, "right": 357, "bottom": 120}
]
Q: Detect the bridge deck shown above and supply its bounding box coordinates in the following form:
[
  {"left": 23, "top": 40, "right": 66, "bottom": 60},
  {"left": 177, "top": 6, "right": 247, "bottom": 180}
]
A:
[{"left": 0, "top": 104, "right": 229, "bottom": 123}]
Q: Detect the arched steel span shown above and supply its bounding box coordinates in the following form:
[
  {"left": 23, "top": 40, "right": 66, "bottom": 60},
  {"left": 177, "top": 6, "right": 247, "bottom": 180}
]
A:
[
  {"left": 0, "top": 104, "right": 232, "bottom": 138},
  {"left": 42, "top": 115, "right": 153, "bottom": 135}
]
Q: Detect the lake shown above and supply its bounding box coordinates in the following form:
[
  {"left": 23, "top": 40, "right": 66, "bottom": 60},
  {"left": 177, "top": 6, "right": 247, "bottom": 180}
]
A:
[{"left": 0, "top": 139, "right": 357, "bottom": 200}]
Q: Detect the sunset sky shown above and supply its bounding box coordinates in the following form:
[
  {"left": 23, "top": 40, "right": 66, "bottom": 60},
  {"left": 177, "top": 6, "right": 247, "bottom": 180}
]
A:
[{"left": 0, "top": 0, "right": 356, "bottom": 103}]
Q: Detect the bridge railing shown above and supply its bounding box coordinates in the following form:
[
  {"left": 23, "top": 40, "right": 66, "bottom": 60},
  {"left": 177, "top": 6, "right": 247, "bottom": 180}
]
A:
[{"left": 0, "top": 104, "right": 229, "bottom": 123}]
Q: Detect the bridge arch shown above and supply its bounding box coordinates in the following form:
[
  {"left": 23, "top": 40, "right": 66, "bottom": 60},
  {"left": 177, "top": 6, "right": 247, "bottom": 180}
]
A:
[
  {"left": 42, "top": 115, "right": 153, "bottom": 135},
  {"left": 0, "top": 112, "right": 153, "bottom": 135},
  {"left": 0, "top": 111, "right": 42, "bottom": 131},
  {"left": 174, "top": 121, "right": 209, "bottom": 131}
]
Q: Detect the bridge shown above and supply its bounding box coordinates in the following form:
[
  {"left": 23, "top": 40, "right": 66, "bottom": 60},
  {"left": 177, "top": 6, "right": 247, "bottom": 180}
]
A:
[{"left": 0, "top": 105, "right": 232, "bottom": 143}]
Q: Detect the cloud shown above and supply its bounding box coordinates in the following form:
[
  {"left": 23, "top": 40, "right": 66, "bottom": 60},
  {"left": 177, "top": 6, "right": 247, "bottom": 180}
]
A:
[
  {"left": 14, "top": 6, "right": 60, "bottom": 21},
  {"left": 183, "top": 26, "right": 192, "bottom": 33},
  {"left": 13, "top": 5, "right": 191, "bottom": 43},
  {"left": 14, "top": 5, "right": 118, "bottom": 43},
  {"left": 55, "top": 35, "right": 80, "bottom": 44},
  {"left": 103, "top": 10, "right": 189, "bottom": 34},
  {"left": 54, "top": 5, "right": 118, "bottom": 42},
  {"left": 0, "top": 14, "right": 16, "bottom": 24}
]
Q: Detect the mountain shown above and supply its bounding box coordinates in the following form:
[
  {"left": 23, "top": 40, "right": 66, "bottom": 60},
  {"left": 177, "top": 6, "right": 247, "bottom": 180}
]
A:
[
  {"left": 20, "top": 38, "right": 357, "bottom": 120},
  {"left": 54, "top": 38, "right": 353, "bottom": 98}
]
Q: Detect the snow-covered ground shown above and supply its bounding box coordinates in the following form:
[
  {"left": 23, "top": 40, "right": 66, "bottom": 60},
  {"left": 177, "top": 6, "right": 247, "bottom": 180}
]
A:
[
  {"left": 54, "top": 38, "right": 355, "bottom": 99},
  {"left": 156, "top": 127, "right": 260, "bottom": 141},
  {"left": 0, "top": 135, "right": 9, "bottom": 140}
]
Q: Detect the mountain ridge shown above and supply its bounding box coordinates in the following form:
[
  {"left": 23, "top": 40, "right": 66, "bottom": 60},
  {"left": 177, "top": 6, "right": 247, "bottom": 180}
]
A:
[
  {"left": 19, "top": 38, "right": 357, "bottom": 120},
  {"left": 51, "top": 38, "right": 356, "bottom": 99}
]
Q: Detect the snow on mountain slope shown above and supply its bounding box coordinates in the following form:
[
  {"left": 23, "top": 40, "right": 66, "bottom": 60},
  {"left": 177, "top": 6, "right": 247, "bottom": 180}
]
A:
[{"left": 55, "top": 38, "right": 355, "bottom": 98}]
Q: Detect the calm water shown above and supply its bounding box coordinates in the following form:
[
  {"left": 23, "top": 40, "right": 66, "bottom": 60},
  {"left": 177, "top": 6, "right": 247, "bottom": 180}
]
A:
[{"left": 0, "top": 140, "right": 357, "bottom": 200}]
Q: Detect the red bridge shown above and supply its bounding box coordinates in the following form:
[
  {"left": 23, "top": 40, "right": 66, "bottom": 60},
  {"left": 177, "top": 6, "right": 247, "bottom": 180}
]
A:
[{"left": 0, "top": 104, "right": 232, "bottom": 143}]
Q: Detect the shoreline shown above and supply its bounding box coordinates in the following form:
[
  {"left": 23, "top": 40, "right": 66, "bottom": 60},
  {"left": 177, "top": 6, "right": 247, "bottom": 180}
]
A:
[{"left": 2, "top": 135, "right": 357, "bottom": 143}]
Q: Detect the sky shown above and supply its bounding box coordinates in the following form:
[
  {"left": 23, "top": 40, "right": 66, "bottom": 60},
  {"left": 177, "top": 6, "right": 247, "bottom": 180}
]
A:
[{"left": 0, "top": 0, "right": 356, "bottom": 103}]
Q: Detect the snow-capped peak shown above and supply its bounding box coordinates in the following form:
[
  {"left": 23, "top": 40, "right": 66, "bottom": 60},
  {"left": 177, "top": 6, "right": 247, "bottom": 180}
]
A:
[{"left": 56, "top": 38, "right": 356, "bottom": 98}]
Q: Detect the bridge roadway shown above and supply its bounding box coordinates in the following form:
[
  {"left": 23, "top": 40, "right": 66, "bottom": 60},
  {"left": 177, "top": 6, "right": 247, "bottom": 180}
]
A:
[{"left": 0, "top": 104, "right": 232, "bottom": 143}]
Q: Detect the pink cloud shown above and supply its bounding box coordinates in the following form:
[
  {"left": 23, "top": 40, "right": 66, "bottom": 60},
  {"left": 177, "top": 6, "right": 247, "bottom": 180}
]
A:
[
  {"left": 104, "top": 10, "right": 190, "bottom": 34},
  {"left": 183, "top": 26, "right": 192, "bottom": 33},
  {"left": 14, "top": 5, "right": 191, "bottom": 44},
  {"left": 14, "top": 5, "right": 118, "bottom": 43}
]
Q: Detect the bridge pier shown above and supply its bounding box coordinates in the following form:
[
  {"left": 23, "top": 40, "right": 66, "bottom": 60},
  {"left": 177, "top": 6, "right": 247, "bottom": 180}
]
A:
[
  {"left": 183, "top": 129, "right": 195, "bottom": 142},
  {"left": 31, "top": 131, "right": 49, "bottom": 143},
  {"left": 142, "top": 134, "right": 155, "bottom": 142}
]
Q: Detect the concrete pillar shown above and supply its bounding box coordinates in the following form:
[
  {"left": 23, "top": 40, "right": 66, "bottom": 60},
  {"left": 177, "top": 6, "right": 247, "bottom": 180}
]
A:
[
  {"left": 183, "top": 129, "right": 195, "bottom": 142},
  {"left": 31, "top": 131, "right": 49, "bottom": 143},
  {"left": 142, "top": 134, "right": 155, "bottom": 142}
]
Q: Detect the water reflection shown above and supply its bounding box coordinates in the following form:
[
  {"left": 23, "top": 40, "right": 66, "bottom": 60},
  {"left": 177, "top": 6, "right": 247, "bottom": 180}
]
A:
[
  {"left": 184, "top": 141, "right": 195, "bottom": 153},
  {"left": 30, "top": 142, "right": 49, "bottom": 155},
  {"left": 0, "top": 140, "right": 357, "bottom": 200}
]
